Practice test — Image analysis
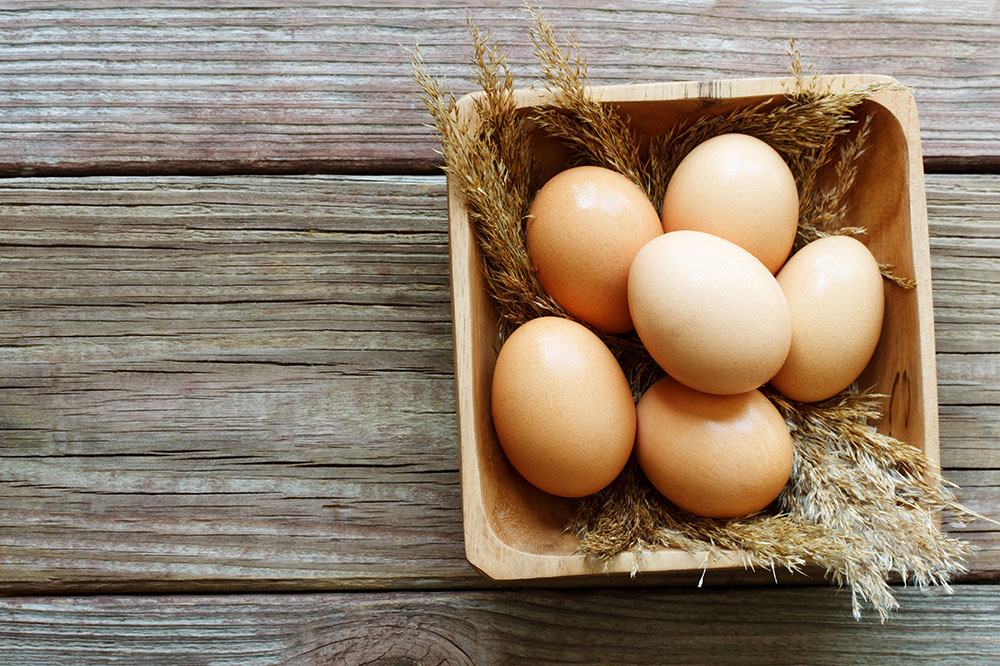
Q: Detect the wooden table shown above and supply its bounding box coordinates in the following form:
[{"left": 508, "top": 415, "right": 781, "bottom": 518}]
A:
[{"left": 1, "top": 2, "right": 997, "bottom": 663}]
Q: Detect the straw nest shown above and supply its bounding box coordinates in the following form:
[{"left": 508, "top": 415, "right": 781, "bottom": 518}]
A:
[{"left": 411, "top": 6, "right": 978, "bottom": 621}]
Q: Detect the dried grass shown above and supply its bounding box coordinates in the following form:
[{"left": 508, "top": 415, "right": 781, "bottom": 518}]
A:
[
  {"left": 411, "top": 6, "right": 975, "bottom": 621},
  {"left": 411, "top": 18, "right": 563, "bottom": 339},
  {"left": 526, "top": 4, "right": 649, "bottom": 196}
]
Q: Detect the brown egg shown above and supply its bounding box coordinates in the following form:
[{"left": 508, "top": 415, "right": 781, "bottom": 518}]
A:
[
  {"left": 635, "top": 376, "right": 794, "bottom": 519},
  {"left": 661, "top": 133, "right": 799, "bottom": 274},
  {"left": 491, "top": 317, "right": 636, "bottom": 498},
  {"left": 770, "top": 235, "right": 885, "bottom": 402},
  {"left": 527, "top": 166, "right": 663, "bottom": 333},
  {"left": 627, "top": 230, "right": 792, "bottom": 395}
]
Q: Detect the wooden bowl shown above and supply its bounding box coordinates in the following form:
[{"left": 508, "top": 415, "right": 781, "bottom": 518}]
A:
[{"left": 448, "top": 75, "right": 937, "bottom": 580}]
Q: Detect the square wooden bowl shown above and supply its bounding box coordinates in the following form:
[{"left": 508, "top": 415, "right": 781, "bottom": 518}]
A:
[{"left": 448, "top": 75, "right": 937, "bottom": 580}]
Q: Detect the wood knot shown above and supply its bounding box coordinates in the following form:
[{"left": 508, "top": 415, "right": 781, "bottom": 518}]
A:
[{"left": 288, "top": 613, "right": 476, "bottom": 666}]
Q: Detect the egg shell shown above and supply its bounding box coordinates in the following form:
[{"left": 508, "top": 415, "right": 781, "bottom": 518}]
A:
[
  {"left": 527, "top": 166, "right": 663, "bottom": 333},
  {"left": 661, "top": 133, "right": 799, "bottom": 274},
  {"left": 769, "top": 235, "right": 885, "bottom": 403},
  {"left": 635, "top": 376, "right": 794, "bottom": 519},
  {"left": 627, "top": 230, "right": 792, "bottom": 395},
  {"left": 490, "top": 316, "right": 636, "bottom": 498}
]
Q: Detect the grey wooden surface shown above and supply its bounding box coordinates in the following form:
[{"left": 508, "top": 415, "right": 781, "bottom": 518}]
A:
[
  {"left": 0, "top": 2, "right": 998, "bottom": 663},
  {"left": 2, "top": 587, "right": 999, "bottom": 665},
  {"left": 0, "top": 174, "right": 997, "bottom": 595},
  {"left": 0, "top": 1, "right": 998, "bottom": 175}
]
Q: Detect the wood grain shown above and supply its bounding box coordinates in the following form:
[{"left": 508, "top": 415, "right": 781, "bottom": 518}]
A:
[
  {"left": 1, "top": 587, "right": 999, "bottom": 665},
  {"left": 1, "top": 1, "right": 999, "bottom": 176},
  {"left": 0, "top": 173, "right": 997, "bottom": 593}
]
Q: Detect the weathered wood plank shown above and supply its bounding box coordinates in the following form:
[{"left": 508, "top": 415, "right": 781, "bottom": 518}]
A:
[
  {"left": 0, "top": 1, "right": 998, "bottom": 175},
  {"left": 0, "top": 173, "right": 996, "bottom": 594},
  {"left": 0, "top": 175, "right": 475, "bottom": 591},
  {"left": 1, "top": 587, "right": 999, "bottom": 665}
]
